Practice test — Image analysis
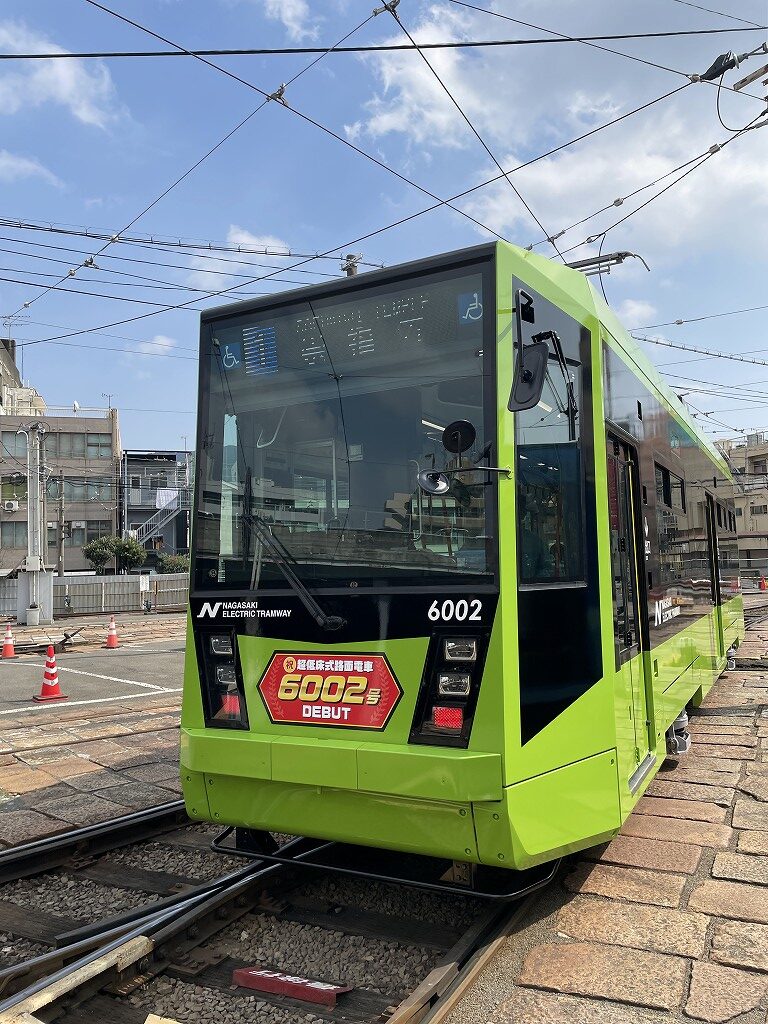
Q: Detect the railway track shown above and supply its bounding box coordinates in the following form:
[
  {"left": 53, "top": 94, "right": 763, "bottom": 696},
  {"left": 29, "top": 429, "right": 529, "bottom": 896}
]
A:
[{"left": 0, "top": 812, "right": 559, "bottom": 1024}]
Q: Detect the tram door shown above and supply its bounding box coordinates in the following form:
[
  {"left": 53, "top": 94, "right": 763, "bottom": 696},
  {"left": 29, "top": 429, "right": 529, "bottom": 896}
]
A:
[
  {"left": 705, "top": 494, "right": 725, "bottom": 661},
  {"left": 607, "top": 438, "right": 652, "bottom": 785}
]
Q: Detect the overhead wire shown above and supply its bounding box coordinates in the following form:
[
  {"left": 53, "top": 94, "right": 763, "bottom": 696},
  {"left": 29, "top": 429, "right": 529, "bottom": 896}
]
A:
[
  {"left": 16, "top": 75, "right": 701, "bottom": 352},
  {"left": 668, "top": 0, "right": 764, "bottom": 29},
  {"left": 638, "top": 303, "right": 768, "bottom": 330},
  {"left": 0, "top": 233, "right": 341, "bottom": 280},
  {"left": 448, "top": 0, "right": 768, "bottom": 100},
  {"left": 636, "top": 333, "right": 768, "bottom": 367},
  {"left": 4, "top": 26, "right": 768, "bottom": 59},
  {"left": 81, "top": 0, "right": 516, "bottom": 247},
  {"left": 385, "top": 1, "right": 565, "bottom": 260},
  {"left": 558, "top": 109, "right": 768, "bottom": 257},
  {"left": 8, "top": 7, "right": 379, "bottom": 317}
]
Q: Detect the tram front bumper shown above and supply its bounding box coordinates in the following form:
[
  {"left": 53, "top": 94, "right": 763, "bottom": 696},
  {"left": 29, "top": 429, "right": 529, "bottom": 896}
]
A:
[{"left": 181, "top": 732, "right": 620, "bottom": 869}]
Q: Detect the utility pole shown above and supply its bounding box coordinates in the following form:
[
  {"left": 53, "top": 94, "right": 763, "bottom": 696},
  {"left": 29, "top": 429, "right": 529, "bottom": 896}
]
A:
[
  {"left": 56, "top": 469, "right": 65, "bottom": 577},
  {"left": 23, "top": 422, "right": 46, "bottom": 623},
  {"left": 341, "top": 254, "right": 360, "bottom": 277}
]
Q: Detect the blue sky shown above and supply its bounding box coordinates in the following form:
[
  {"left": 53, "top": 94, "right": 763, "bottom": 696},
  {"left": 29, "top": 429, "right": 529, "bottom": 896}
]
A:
[{"left": 1, "top": 0, "right": 766, "bottom": 450}]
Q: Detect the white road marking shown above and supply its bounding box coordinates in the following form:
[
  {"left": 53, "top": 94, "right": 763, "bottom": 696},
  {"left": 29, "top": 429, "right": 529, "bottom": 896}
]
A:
[
  {"left": 0, "top": 688, "right": 182, "bottom": 714},
  {"left": 55, "top": 666, "right": 166, "bottom": 691}
]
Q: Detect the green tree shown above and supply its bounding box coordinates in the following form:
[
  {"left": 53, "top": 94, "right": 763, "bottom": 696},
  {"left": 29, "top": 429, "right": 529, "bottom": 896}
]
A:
[
  {"left": 82, "top": 537, "right": 115, "bottom": 574},
  {"left": 156, "top": 552, "right": 190, "bottom": 574},
  {"left": 114, "top": 536, "right": 147, "bottom": 572}
]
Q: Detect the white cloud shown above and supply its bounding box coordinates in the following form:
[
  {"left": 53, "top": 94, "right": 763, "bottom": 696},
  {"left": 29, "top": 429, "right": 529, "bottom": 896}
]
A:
[
  {"left": 124, "top": 334, "right": 179, "bottom": 381},
  {"left": 344, "top": 0, "right": 768, "bottom": 266},
  {"left": 186, "top": 226, "right": 293, "bottom": 295},
  {"left": 137, "top": 334, "right": 178, "bottom": 357},
  {"left": 347, "top": 5, "right": 489, "bottom": 150},
  {"left": 261, "top": 0, "right": 319, "bottom": 41},
  {"left": 0, "top": 149, "right": 60, "bottom": 186},
  {"left": 616, "top": 299, "right": 657, "bottom": 329},
  {"left": 0, "top": 21, "right": 119, "bottom": 128}
]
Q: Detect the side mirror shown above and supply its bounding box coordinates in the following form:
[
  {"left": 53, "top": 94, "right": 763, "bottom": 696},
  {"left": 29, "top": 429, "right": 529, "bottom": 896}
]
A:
[
  {"left": 508, "top": 341, "right": 548, "bottom": 412},
  {"left": 508, "top": 288, "right": 547, "bottom": 412}
]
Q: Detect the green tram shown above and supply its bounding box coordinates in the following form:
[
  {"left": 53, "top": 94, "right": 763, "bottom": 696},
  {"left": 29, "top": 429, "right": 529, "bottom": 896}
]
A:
[{"left": 181, "top": 241, "right": 743, "bottom": 885}]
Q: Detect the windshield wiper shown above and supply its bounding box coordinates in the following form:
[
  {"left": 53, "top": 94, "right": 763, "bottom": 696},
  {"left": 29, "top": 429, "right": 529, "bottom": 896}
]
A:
[
  {"left": 532, "top": 329, "right": 578, "bottom": 439},
  {"left": 242, "top": 511, "right": 346, "bottom": 632}
]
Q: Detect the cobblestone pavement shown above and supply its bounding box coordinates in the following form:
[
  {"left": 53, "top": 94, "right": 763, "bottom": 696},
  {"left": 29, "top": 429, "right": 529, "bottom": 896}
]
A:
[
  {"left": 449, "top": 637, "right": 768, "bottom": 1024},
  {"left": 0, "top": 618, "right": 185, "bottom": 845}
]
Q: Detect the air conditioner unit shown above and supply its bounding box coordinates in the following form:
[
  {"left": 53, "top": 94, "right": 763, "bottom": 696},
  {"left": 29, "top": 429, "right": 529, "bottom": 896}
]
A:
[{"left": 3, "top": 500, "right": 19, "bottom": 513}]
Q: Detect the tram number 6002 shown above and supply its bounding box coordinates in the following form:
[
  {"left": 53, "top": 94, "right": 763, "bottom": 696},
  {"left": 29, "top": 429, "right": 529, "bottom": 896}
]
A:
[{"left": 428, "top": 599, "right": 482, "bottom": 623}]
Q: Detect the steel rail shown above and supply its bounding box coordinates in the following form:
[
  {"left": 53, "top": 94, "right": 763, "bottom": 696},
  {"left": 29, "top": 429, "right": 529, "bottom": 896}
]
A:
[
  {"left": 0, "top": 856, "right": 278, "bottom": 996},
  {"left": 0, "top": 800, "right": 187, "bottom": 884},
  {"left": 0, "top": 841, "right": 297, "bottom": 1016}
]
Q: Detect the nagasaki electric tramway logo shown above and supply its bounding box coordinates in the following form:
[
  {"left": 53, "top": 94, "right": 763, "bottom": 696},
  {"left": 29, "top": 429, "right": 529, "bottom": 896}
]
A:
[
  {"left": 196, "top": 601, "right": 291, "bottom": 620},
  {"left": 258, "top": 652, "right": 402, "bottom": 729}
]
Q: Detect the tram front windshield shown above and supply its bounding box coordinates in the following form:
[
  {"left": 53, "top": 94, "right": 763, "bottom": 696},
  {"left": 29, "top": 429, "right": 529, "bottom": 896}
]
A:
[{"left": 193, "top": 263, "right": 494, "bottom": 591}]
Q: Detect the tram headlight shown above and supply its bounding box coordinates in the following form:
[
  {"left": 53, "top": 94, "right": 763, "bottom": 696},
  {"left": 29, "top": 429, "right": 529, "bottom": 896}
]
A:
[
  {"left": 215, "top": 664, "right": 237, "bottom": 686},
  {"left": 210, "top": 635, "right": 234, "bottom": 656},
  {"left": 443, "top": 638, "right": 477, "bottom": 662},
  {"left": 437, "top": 672, "right": 471, "bottom": 697}
]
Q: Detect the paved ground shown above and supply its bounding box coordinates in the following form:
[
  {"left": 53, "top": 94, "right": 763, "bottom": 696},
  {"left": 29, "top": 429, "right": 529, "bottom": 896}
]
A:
[
  {"left": 0, "top": 639, "right": 184, "bottom": 713},
  {"left": 449, "top": 635, "right": 768, "bottom": 1024},
  {"left": 0, "top": 615, "right": 186, "bottom": 845}
]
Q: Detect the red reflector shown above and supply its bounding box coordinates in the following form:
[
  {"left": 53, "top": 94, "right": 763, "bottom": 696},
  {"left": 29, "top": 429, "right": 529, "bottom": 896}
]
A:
[
  {"left": 218, "top": 691, "right": 242, "bottom": 721},
  {"left": 433, "top": 705, "right": 463, "bottom": 730}
]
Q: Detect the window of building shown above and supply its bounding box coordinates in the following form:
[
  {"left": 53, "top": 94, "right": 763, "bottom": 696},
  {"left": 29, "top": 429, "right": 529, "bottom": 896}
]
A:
[
  {"left": 87, "top": 479, "right": 112, "bottom": 501},
  {"left": 1, "top": 521, "right": 27, "bottom": 548},
  {"left": 130, "top": 476, "right": 140, "bottom": 489},
  {"left": 86, "top": 520, "right": 112, "bottom": 543},
  {"left": 1, "top": 475, "right": 27, "bottom": 501},
  {"left": 1, "top": 431, "right": 25, "bottom": 458},
  {"left": 735, "top": 507, "right": 743, "bottom": 517},
  {"left": 54, "top": 433, "right": 87, "bottom": 458},
  {"left": 753, "top": 459, "right": 767, "bottom": 474},
  {"left": 149, "top": 474, "right": 168, "bottom": 489},
  {"left": 752, "top": 505, "right": 767, "bottom": 515},
  {"left": 87, "top": 434, "right": 112, "bottom": 459},
  {"left": 64, "top": 522, "right": 86, "bottom": 548},
  {"left": 63, "top": 480, "right": 87, "bottom": 502}
]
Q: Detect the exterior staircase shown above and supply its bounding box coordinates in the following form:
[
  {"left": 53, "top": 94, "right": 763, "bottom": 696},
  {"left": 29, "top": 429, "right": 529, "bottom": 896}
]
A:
[{"left": 135, "top": 490, "right": 191, "bottom": 545}]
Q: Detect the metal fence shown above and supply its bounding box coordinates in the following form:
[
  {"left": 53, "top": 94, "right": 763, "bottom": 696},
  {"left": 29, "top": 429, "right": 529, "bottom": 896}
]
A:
[{"left": 50, "top": 572, "right": 189, "bottom": 616}]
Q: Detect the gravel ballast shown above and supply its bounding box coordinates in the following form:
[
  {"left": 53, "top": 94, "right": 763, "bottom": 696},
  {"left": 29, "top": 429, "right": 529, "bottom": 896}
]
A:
[
  {"left": 0, "top": 931, "right": 47, "bottom": 967},
  {"left": 297, "top": 875, "right": 482, "bottom": 930},
  {"left": 123, "top": 977, "right": 327, "bottom": 1024},
  {"left": 216, "top": 912, "right": 439, "bottom": 998},
  {"left": 105, "top": 840, "right": 243, "bottom": 880},
  {"left": 0, "top": 873, "right": 159, "bottom": 922}
]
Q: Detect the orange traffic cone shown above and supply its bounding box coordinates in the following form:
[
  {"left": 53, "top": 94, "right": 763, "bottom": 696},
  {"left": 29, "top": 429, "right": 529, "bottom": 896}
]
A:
[
  {"left": 760, "top": 576, "right": 766, "bottom": 592},
  {"left": 103, "top": 615, "right": 120, "bottom": 649},
  {"left": 2, "top": 622, "right": 17, "bottom": 659},
  {"left": 33, "top": 646, "right": 68, "bottom": 702}
]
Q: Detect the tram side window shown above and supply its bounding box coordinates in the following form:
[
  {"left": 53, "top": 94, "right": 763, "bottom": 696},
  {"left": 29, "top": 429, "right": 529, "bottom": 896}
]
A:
[
  {"left": 655, "top": 464, "right": 687, "bottom": 584},
  {"left": 516, "top": 361, "right": 584, "bottom": 584}
]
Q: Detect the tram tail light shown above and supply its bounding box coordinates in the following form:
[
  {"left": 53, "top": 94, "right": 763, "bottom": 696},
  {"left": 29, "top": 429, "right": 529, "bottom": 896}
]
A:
[
  {"left": 432, "top": 705, "right": 464, "bottom": 730},
  {"left": 218, "top": 683, "right": 243, "bottom": 722}
]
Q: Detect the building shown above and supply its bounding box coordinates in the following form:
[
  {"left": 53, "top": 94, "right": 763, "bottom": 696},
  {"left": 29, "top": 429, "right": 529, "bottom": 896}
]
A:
[
  {"left": 716, "top": 433, "right": 768, "bottom": 568},
  {"left": 121, "top": 449, "right": 191, "bottom": 567},
  {"left": 0, "top": 346, "right": 122, "bottom": 573}
]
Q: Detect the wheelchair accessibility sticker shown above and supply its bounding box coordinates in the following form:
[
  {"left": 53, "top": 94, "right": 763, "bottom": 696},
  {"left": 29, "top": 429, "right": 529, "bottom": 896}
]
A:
[
  {"left": 220, "top": 342, "right": 242, "bottom": 370},
  {"left": 458, "top": 291, "right": 483, "bottom": 325}
]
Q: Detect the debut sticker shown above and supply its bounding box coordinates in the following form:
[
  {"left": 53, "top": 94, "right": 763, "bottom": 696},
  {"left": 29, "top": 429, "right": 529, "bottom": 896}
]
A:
[{"left": 258, "top": 652, "right": 402, "bottom": 729}]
